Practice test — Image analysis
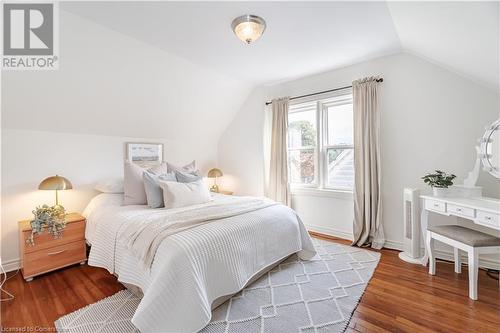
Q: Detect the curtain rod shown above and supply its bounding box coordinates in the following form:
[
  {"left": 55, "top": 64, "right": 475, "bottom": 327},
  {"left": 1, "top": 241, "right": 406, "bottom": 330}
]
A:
[{"left": 264, "top": 78, "right": 383, "bottom": 106}]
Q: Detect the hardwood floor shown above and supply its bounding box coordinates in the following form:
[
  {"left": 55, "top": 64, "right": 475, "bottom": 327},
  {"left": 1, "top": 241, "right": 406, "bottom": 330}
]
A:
[{"left": 1, "top": 236, "right": 499, "bottom": 332}]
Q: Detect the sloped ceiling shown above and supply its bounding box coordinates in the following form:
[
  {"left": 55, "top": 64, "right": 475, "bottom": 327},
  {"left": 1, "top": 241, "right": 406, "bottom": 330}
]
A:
[
  {"left": 3, "top": 1, "right": 498, "bottom": 142},
  {"left": 62, "top": 1, "right": 499, "bottom": 89},
  {"left": 61, "top": 1, "right": 402, "bottom": 84},
  {"left": 1, "top": 10, "right": 252, "bottom": 141},
  {"left": 387, "top": 1, "right": 499, "bottom": 89}
]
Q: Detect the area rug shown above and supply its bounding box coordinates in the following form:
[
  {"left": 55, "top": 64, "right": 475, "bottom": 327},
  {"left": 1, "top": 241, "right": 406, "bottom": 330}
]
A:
[{"left": 55, "top": 238, "right": 380, "bottom": 333}]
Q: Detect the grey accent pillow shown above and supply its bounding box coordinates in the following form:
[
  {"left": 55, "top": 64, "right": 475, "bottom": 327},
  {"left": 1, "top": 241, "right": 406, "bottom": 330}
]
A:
[
  {"left": 175, "top": 170, "right": 202, "bottom": 183},
  {"left": 143, "top": 172, "right": 176, "bottom": 208},
  {"left": 167, "top": 160, "right": 196, "bottom": 173}
]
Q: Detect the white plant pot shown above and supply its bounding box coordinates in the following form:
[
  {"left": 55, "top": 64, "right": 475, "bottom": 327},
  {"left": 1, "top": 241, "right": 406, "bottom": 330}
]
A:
[{"left": 432, "top": 187, "right": 449, "bottom": 197}]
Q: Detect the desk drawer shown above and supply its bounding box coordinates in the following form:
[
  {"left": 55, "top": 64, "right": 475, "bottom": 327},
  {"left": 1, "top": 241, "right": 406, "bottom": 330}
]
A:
[
  {"left": 476, "top": 211, "right": 500, "bottom": 229},
  {"left": 425, "top": 199, "right": 446, "bottom": 213},
  {"left": 447, "top": 204, "right": 475, "bottom": 218}
]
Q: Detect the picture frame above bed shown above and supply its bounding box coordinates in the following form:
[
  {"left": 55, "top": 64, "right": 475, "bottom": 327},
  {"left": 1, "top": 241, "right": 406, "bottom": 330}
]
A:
[{"left": 126, "top": 142, "right": 163, "bottom": 167}]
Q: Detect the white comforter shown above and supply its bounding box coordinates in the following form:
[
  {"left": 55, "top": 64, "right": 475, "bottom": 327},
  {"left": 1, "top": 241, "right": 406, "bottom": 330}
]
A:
[{"left": 85, "top": 193, "right": 316, "bottom": 333}]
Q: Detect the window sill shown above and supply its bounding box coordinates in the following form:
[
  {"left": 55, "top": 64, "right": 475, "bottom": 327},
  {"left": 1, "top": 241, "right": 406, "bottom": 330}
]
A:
[{"left": 291, "top": 187, "right": 353, "bottom": 200}]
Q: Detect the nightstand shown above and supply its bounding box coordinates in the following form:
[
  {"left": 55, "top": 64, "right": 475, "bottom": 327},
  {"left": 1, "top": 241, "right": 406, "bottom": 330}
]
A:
[
  {"left": 219, "top": 190, "right": 234, "bottom": 195},
  {"left": 18, "top": 212, "right": 87, "bottom": 282}
]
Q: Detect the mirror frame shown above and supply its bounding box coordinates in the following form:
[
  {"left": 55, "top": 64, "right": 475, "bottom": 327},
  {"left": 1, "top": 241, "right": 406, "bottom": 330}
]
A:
[{"left": 480, "top": 118, "right": 500, "bottom": 179}]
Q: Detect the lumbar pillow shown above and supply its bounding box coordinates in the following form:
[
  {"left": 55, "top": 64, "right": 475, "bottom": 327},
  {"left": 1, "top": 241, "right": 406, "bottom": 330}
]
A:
[
  {"left": 167, "top": 160, "right": 196, "bottom": 173},
  {"left": 174, "top": 170, "right": 202, "bottom": 183},
  {"left": 143, "top": 172, "right": 176, "bottom": 208},
  {"left": 159, "top": 179, "right": 210, "bottom": 209},
  {"left": 95, "top": 178, "right": 124, "bottom": 193},
  {"left": 124, "top": 160, "right": 148, "bottom": 205}
]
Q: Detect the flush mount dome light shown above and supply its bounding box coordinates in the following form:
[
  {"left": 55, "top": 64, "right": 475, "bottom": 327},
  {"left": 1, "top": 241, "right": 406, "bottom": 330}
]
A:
[{"left": 231, "top": 15, "right": 266, "bottom": 44}]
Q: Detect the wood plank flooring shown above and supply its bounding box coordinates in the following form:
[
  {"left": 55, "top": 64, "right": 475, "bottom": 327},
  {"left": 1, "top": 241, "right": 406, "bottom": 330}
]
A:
[{"left": 1, "top": 235, "right": 499, "bottom": 332}]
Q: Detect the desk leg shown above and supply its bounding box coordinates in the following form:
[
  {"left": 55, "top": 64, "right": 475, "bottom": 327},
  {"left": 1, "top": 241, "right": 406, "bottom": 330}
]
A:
[{"left": 420, "top": 209, "right": 429, "bottom": 266}]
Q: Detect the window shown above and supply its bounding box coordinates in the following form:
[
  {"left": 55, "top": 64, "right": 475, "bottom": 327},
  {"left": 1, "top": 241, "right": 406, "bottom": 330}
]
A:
[{"left": 287, "top": 91, "right": 354, "bottom": 191}]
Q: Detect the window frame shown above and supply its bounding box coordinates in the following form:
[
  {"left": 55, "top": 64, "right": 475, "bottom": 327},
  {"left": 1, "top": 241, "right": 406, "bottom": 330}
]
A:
[{"left": 287, "top": 89, "right": 354, "bottom": 192}]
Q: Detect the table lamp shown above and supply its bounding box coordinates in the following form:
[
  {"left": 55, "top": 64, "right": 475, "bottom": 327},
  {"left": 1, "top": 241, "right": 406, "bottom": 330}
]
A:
[
  {"left": 38, "top": 175, "right": 73, "bottom": 208},
  {"left": 207, "top": 168, "right": 223, "bottom": 193}
]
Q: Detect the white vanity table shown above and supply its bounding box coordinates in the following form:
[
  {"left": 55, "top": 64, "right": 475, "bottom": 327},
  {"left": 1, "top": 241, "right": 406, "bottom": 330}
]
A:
[
  {"left": 418, "top": 118, "right": 500, "bottom": 266},
  {"left": 420, "top": 195, "right": 500, "bottom": 265}
]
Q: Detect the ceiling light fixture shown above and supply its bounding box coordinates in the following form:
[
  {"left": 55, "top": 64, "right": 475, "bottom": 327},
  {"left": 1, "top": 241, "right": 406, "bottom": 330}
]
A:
[{"left": 231, "top": 14, "right": 266, "bottom": 45}]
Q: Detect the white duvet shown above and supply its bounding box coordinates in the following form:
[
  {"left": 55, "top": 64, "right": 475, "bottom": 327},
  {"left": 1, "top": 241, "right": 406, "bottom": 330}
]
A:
[{"left": 84, "top": 193, "right": 316, "bottom": 333}]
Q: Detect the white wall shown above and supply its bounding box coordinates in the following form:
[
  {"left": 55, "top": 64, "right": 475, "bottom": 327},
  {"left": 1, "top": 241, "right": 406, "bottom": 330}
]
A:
[
  {"left": 217, "top": 88, "right": 266, "bottom": 196},
  {"left": 218, "top": 52, "right": 500, "bottom": 266}
]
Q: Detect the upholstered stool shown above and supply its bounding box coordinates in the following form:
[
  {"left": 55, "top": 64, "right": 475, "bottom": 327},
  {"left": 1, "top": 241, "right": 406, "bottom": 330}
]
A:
[{"left": 426, "top": 225, "right": 500, "bottom": 300}]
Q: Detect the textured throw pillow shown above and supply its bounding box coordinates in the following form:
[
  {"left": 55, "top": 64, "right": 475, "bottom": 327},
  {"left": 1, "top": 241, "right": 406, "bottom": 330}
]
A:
[
  {"left": 123, "top": 160, "right": 148, "bottom": 205},
  {"left": 143, "top": 172, "right": 176, "bottom": 208},
  {"left": 95, "top": 178, "right": 124, "bottom": 193},
  {"left": 167, "top": 160, "right": 196, "bottom": 173},
  {"left": 159, "top": 179, "right": 210, "bottom": 209},
  {"left": 148, "top": 162, "right": 169, "bottom": 175},
  {"left": 174, "top": 170, "right": 202, "bottom": 183}
]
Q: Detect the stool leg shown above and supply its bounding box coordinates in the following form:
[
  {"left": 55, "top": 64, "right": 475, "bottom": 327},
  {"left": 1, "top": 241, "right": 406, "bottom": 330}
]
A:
[
  {"left": 454, "top": 248, "right": 461, "bottom": 273},
  {"left": 467, "top": 249, "right": 478, "bottom": 300},
  {"left": 426, "top": 230, "right": 436, "bottom": 275}
]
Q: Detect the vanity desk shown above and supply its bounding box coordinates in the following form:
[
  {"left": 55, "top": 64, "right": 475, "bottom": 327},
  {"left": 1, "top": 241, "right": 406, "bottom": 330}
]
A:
[{"left": 420, "top": 195, "right": 500, "bottom": 265}]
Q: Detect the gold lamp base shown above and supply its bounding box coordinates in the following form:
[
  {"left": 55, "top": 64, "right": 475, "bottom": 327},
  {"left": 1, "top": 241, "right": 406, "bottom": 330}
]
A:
[{"left": 210, "top": 184, "right": 219, "bottom": 193}]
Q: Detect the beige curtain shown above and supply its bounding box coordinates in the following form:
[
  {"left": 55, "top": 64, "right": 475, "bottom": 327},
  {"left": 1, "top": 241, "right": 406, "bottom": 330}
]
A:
[
  {"left": 352, "top": 77, "right": 385, "bottom": 249},
  {"left": 266, "top": 97, "right": 291, "bottom": 206}
]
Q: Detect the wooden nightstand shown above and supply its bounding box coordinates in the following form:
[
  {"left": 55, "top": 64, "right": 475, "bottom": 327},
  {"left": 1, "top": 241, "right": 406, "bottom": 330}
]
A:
[
  {"left": 18, "top": 212, "right": 87, "bottom": 282},
  {"left": 219, "top": 190, "right": 234, "bottom": 195}
]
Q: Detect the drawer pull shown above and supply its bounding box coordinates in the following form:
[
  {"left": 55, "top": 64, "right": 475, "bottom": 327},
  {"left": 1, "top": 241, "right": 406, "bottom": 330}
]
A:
[
  {"left": 434, "top": 204, "right": 439, "bottom": 207},
  {"left": 456, "top": 208, "right": 462, "bottom": 212},
  {"left": 484, "top": 216, "right": 492, "bottom": 220},
  {"left": 47, "top": 250, "right": 66, "bottom": 256}
]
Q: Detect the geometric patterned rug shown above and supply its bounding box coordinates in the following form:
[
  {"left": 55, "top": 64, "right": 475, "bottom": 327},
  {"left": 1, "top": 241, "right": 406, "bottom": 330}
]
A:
[{"left": 55, "top": 239, "right": 380, "bottom": 333}]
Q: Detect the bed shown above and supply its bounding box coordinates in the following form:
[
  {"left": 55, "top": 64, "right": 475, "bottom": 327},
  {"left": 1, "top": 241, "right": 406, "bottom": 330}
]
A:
[{"left": 83, "top": 192, "right": 316, "bottom": 333}]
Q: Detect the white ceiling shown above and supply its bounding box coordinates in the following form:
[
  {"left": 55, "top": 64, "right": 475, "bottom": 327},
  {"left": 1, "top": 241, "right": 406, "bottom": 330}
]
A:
[
  {"left": 62, "top": 1, "right": 499, "bottom": 88},
  {"left": 61, "top": 1, "right": 402, "bottom": 85},
  {"left": 387, "top": 1, "right": 499, "bottom": 89}
]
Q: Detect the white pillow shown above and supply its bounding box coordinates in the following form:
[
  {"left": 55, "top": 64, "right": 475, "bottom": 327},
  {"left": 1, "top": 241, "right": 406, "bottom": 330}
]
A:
[
  {"left": 159, "top": 179, "right": 210, "bottom": 209},
  {"left": 123, "top": 160, "right": 147, "bottom": 205},
  {"left": 94, "top": 178, "right": 124, "bottom": 193}
]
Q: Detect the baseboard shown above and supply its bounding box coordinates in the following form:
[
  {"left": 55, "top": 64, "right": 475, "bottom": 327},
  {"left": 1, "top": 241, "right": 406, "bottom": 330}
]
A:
[
  {"left": 307, "top": 229, "right": 500, "bottom": 270},
  {"left": 2, "top": 258, "right": 20, "bottom": 272},
  {"left": 305, "top": 224, "right": 353, "bottom": 241}
]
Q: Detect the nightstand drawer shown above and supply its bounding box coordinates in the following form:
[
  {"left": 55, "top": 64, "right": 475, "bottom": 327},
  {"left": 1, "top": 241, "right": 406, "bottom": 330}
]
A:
[
  {"left": 21, "top": 218, "right": 85, "bottom": 254},
  {"left": 22, "top": 240, "right": 86, "bottom": 278}
]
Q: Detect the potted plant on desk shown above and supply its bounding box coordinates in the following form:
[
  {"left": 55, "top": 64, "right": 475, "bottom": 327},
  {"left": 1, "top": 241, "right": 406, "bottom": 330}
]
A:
[{"left": 422, "top": 170, "right": 457, "bottom": 197}]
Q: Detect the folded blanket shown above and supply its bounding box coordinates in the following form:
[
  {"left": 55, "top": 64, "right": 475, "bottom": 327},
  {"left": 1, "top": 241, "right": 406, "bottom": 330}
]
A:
[{"left": 122, "top": 196, "right": 278, "bottom": 268}]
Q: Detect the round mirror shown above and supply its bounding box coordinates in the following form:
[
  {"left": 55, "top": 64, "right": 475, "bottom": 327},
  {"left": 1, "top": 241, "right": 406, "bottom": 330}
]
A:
[{"left": 480, "top": 119, "right": 500, "bottom": 178}]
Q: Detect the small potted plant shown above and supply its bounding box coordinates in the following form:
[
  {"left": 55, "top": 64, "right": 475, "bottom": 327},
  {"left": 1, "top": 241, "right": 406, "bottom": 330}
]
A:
[
  {"left": 422, "top": 170, "right": 457, "bottom": 197},
  {"left": 27, "top": 204, "right": 67, "bottom": 245}
]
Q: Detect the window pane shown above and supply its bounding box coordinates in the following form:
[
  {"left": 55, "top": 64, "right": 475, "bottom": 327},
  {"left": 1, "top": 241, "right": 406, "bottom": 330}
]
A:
[
  {"left": 327, "top": 103, "right": 353, "bottom": 146},
  {"left": 289, "top": 149, "right": 315, "bottom": 184},
  {"left": 326, "top": 148, "right": 354, "bottom": 189},
  {"left": 288, "top": 110, "right": 317, "bottom": 148}
]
